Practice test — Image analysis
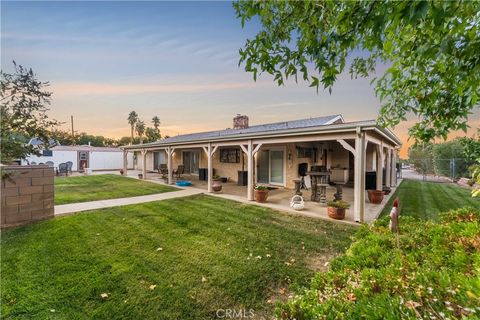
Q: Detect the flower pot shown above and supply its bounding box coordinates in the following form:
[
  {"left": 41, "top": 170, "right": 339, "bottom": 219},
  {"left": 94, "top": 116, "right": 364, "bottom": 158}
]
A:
[
  {"left": 138, "top": 174, "right": 143, "bottom": 179},
  {"left": 367, "top": 189, "right": 384, "bottom": 204},
  {"left": 212, "top": 179, "right": 222, "bottom": 192},
  {"left": 220, "top": 177, "right": 228, "bottom": 183},
  {"left": 327, "top": 207, "right": 346, "bottom": 220},
  {"left": 120, "top": 169, "right": 124, "bottom": 175},
  {"left": 382, "top": 187, "right": 392, "bottom": 195},
  {"left": 254, "top": 189, "right": 269, "bottom": 203}
]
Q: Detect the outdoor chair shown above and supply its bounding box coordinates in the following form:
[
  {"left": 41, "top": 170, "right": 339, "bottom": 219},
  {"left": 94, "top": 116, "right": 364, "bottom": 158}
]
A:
[
  {"left": 66, "top": 161, "right": 73, "bottom": 173},
  {"left": 57, "top": 163, "right": 68, "bottom": 176},
  {"left": 173, "top": 165, "right": 185, "bottom": 179},
  {"left": 158, "top": 164, "right": 168, "bottom": 179},
  {"left": 46, "top": 161, "right": 54, "bottom": 167},
  {"left": 38, "top": 163, "right": 45, "bottom": 165},
  {"left": 30, "top": 161, "right": 37, "bottom": 165}
]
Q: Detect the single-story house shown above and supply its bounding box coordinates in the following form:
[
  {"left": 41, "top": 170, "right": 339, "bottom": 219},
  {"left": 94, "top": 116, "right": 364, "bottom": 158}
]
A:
[
  {"left": 121, "top": 114, "right": 401, "bottom": 222},
  {"left": 22, "top": 145, "right": 134, "bottom": 172}
]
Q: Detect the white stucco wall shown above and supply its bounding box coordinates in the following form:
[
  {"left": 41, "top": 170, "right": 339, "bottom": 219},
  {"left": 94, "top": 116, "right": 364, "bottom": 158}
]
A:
[{"left": 23, "top": 151, "right": 78, "bottom": 169}]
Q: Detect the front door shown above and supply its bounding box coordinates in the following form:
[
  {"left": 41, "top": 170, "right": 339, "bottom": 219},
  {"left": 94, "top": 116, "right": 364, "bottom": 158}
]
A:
[
  {"left": 78, "top": 151, "right": 89, "bottom": 170},
  {"left": 256, "top": 149, "right": 285, "bottom": 186},
  {"left": 182, "top": 151, "right": 200, "bottom": 174}
]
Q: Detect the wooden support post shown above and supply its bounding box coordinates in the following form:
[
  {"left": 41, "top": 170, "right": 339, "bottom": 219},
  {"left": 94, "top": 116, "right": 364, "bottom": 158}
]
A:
[
  {"left": 353, "top": 130, "right": 366, "bottom": 223},
  {"left": 247, "top": 139, "right": 254, "bottom": 201},
  {"left": 376, "top": 144, "right": 383, "bottom": 191},
  {"left": 141, "top": 149, "right": 147, "bottom": 180},
  {"left": 391, "top": 151, "right": 397, "bottom": 187},
  {"left": 123, "top": 150, "right": 128, "bottom": 176},
  {"left": 167, "top": 147, "right": 174, "bottom": 185},
  {"left": 206, "top": 143, "right": 213, "bottom": 193},
  {"left": 385, "top": 148, "right": 392, "bottom": 187}
]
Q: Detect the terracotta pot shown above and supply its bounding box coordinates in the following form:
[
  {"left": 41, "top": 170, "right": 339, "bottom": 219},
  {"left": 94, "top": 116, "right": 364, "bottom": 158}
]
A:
[
  {"left": 254, "top": 189, "right": 269, "bottom": 203},
  {"left": 328, "top": 207, "right": 346, "bottom": 220},
  {"left": 212, "top": 179, "right": 222, "bottom": 192},
  {"left": 367, "top": 189, "right": 384, "bottom": 204},
  {"left": 383, "top": 187, "right": 392, "bottom": 195}
]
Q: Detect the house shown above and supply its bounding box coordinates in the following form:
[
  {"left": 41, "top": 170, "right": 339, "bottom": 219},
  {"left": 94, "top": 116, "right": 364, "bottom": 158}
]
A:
[
  {"left": 121, "top": 114, "right": 401, "bottom": 222},
  {"left": 22, "top": 145, "right": 135, "bottom": 172}
]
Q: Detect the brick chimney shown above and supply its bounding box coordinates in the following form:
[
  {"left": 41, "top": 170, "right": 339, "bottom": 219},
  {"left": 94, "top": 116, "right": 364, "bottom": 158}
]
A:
[{"left": 233, "top": 114, "right": 249, "bottom": 129}]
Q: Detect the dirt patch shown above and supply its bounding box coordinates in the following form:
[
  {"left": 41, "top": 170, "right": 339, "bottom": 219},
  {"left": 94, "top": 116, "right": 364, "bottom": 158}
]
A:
[{"left": 305, "top": 253, "right": 338, "bottom": 272}]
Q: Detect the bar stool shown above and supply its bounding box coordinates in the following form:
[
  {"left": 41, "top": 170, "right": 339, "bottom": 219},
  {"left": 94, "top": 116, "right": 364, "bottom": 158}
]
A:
[
  {"left": 317, "top": 183, "right": 329, "bottom": 203},
  {"left": 292, "top": 179, "right": 302, "bottom": 196}
]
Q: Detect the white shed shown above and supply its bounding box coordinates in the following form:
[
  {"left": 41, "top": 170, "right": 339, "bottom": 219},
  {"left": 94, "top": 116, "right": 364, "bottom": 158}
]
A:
[{"left": 22, "top": 145, "right": 134, "bottom": 172}]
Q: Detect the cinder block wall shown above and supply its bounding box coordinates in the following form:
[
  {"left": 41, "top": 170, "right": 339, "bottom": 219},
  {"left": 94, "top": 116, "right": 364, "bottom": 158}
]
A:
[{"left": 1, "top": 165, "right": 55, "bottom": 228}]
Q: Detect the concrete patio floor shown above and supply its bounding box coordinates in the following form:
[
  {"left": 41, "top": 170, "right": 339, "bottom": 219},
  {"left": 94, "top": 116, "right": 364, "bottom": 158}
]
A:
[{"left": 136, "top": 171, "right": 399, "bottom": 224}]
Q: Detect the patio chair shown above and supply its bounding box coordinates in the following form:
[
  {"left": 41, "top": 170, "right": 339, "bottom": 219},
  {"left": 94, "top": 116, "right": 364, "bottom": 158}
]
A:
[
  {"left": 173, "top": 165, "right": 184, "bottom": 179},
  {"left": 57, "top": 163, "right": 68, "bottom": 176},
  {"left": 30, "top": 161, "right": 37, "bottom": 165},
  {"left": 45, "top": 161, "right": 54, "bottom": 167},
  {"left": 66, "top": 161, "right": 73, "bottom": 173},
  {"left": 158, "top": 164, "right": 168, "bottom": 179},
  {"left": 38, "top": 163, "right": 45, "bottom": 165}
]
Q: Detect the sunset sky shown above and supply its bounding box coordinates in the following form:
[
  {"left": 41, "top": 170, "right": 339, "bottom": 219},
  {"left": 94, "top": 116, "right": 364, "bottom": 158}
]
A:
[{"left": 2, "top": 1, "right": 478, "bottom": 158}]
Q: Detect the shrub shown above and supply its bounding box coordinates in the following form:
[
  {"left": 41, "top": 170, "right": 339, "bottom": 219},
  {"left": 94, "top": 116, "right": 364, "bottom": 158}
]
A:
[
  {"left": 326, "top": 200, "right": 350, "bottom": 209},
  {"left": 277, "top": 207, "right": 480, "bottom": 319},
  {"left": 254, "top": 185, "right": 269, "bottom": 191}
]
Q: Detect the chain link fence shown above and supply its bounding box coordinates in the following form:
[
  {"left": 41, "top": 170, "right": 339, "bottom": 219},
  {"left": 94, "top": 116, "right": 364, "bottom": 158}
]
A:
[{"left": 405, "top": 157, "right": 474, "bottom": 183}]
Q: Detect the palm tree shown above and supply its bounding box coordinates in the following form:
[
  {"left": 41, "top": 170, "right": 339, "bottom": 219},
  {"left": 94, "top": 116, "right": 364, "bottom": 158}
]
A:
[
  {"left": 135, "top": 120, "right": 146, "bottom": 144},
  {"left": 152, "top": 116, "right": 160, "bottom": 135},
  {"left": 127, "top": 111, "right": 139, "bottom": 144}
]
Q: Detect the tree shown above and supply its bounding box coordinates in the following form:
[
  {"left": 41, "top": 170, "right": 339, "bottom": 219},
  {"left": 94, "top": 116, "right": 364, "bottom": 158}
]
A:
[
  {"left": 432, "top": 139, "right": 471, "bottom": 179},
  {"left": 127, "top": 111, "right": 138, "bottom": 144},
  {"left": 234, "top": 1, "right": 480, "bottom": 142},
  {"left": 460, "top": 133, "right": 480, "bottom": 196},
  {"left": 145, "top": 127, "right": 160, "bottom": 143},
  {"left": 135, "top": 120, "right": 146, "bottom": 144},
  {"left": 408, "top": 143, "right": 434, "bottom": 177},
  {"left": 152, "top": 116, "right": 161, "bottom": 135},
  {"left": 1, "top": 61, "right": 59, "bottom": 162}
]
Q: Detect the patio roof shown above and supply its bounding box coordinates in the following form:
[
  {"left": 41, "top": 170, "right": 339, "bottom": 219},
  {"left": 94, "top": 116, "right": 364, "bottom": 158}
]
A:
[{"left": 122, "top": 114, "right": 401, "bottom": 150}]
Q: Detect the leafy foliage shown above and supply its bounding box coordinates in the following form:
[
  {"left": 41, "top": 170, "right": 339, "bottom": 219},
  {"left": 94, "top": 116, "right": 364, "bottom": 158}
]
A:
[
  {"left": 461, "top": 134, "right": 480, "bottom": 196},
  {"left": 1, "top": 61, "right": 59, "bottom": 162},
  {"left": 277, "top": 207, "right": 480, "bottom": 319},
  {"left": 233, "top": 1, "right": 480, "bottom": 142}
]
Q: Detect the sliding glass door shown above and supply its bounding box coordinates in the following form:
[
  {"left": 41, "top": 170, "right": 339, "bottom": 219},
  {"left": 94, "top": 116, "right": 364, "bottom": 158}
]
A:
[
  {"left": 182, "top": 151, "right": 200, "bottom": 174},
  {"left": 256, "top": 149, "right": 285, "bottom": 186}
]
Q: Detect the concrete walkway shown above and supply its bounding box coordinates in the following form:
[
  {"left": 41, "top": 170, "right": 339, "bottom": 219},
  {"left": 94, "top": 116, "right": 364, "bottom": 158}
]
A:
[{"left": 54, "top": 188, "right": 203, "bottom": 216}]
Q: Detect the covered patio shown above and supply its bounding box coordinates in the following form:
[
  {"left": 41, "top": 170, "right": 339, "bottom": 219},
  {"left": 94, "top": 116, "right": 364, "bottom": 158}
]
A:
[{"left": 121, "top": 115, "right": 402, "bottom": 223}]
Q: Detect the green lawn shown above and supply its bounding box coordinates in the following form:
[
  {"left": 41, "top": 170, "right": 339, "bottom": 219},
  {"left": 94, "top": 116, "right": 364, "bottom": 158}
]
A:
[
  {"left": 1, "top": 195, "right": 355, "bottom": 319},
  {"left": 55, "top": 174, "right": 177, "bottom": 205},
  {"left": 380, "top": 179, "right": 479, "bottom": 220}
]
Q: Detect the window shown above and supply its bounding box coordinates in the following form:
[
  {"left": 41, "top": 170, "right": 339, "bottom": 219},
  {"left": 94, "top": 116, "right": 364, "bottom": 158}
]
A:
[
  {"left": 220, "top": 148, "right": 240, "bottom": 163},
  {"left": 42, "top": 150, "right": 53, "bottom": 157}
]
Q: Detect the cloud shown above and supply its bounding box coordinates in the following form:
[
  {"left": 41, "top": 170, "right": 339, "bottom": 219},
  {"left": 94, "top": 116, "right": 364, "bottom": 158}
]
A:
[{"left": 51, "top": 80, "right": 265, "bottom": 96}]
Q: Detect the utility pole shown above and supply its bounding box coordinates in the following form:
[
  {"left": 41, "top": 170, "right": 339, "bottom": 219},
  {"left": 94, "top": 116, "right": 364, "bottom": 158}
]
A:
[{"left": 71, "top": 115, "right": 75, "bottom": 145}]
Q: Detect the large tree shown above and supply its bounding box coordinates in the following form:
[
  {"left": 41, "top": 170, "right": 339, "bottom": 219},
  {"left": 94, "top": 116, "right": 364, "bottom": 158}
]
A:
[
  {"left": 1, "top": 61, "right": 59, "bottom": 163},
  {"left": 234, "top": 1, "right": 480, "bottom": 142},
  {"left": 127, "top": 110, "right": 138, "bottom": 144}
]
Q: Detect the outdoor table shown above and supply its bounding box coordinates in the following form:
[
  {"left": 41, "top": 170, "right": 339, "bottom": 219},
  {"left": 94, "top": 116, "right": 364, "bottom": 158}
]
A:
[{"left": 306, "top": 171, "right": 331, "bottom": 202}]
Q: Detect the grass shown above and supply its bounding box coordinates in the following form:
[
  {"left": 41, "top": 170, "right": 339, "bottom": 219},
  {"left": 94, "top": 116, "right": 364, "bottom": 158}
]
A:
[
  {"left": 380, "top": 179, "right": 479, "bottom": 220},
  {"left": 54, "top": 174, "right": 177, "bottom": 205},
  {"left": 0, "top": 195, "right": 355, "bottom": 319}
]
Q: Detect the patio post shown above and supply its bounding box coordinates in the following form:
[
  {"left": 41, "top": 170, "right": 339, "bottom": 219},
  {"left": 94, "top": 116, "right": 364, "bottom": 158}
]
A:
[
  {"left": 385, "top": 148, "right": 392, "bottom": 187},
  {"left": 376, "top": 143, "right": 383, "bottom": 191},
  {"left": 353, "top": 128, "right": 366, "bottom": 222},
  {"left": 247, "top": 139, "right": 254, "bottom": 201},
  {"left": 207, "top": 143, "right": 213, "bottom": 193},
  {"left": 141, "top": 149, "right": 147, "bottom": 180},
  {"left": 167, "top": 147, "right": 173, "bottom": 185},
  {"left": 123, "top": 150, "right": 128, "bottom": 176},
  {"left": 391, "top": 151, "right": 397, "bottom": 187}
]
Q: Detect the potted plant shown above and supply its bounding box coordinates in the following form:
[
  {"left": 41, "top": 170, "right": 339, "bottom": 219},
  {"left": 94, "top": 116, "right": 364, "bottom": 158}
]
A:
[
  {"left": 254, "top": 185, "right": 269, "bottom": 203},
  {"left": 367, "top": 189, "right": 384, "bottom": 204},
  {"left": 138, "top": 173, "right": 143, "bottom": 179},
  {"left": 327, "top": 200, "right": 350, "bottom": 220},
  {"left": 382, "top": 186, "right": 392, "bottom": 195},
  {"left": 120, "top": 169, "right": 124, "bottom": 175},
  {"left": 212, "top": 175, "right": 222, "bottom": 192}
]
